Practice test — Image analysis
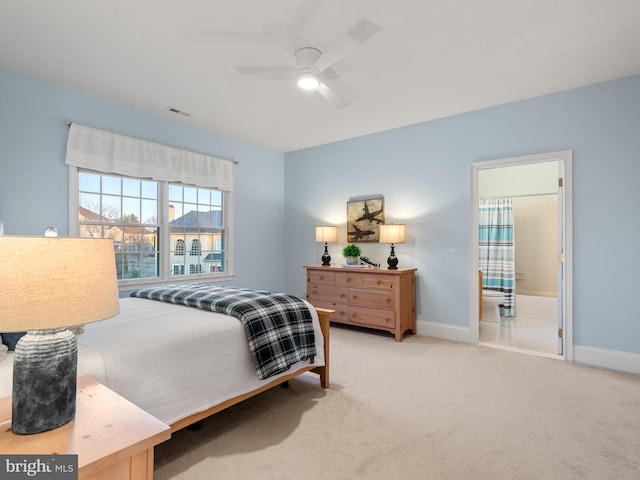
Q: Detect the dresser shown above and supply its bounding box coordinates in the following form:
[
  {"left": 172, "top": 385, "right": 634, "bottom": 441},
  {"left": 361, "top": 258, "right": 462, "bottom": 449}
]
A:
[{"left": 304, "top": 265, "right": 417, "bottom": 341}]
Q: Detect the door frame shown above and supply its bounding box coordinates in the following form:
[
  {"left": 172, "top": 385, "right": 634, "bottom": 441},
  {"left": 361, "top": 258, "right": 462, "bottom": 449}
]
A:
[{"left": 469, "top": 150, "right": 573, "bottom": 362}]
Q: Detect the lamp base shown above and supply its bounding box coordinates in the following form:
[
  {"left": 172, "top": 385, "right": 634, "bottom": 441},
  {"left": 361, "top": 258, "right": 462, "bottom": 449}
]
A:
[
  {"left": 12, "top": 328, "right": 78, "bottom": 435},
  {"left": 321, "top": 243, "right": 331, "bottom": 266},
  {"left": 387, "top": 244, "right": 399, "bottom": 270}
]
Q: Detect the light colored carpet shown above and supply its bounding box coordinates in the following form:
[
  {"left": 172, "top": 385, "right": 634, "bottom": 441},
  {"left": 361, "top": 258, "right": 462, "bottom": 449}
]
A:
[{"left": 154, "top": 325, "right": 640, "bottom": 480}]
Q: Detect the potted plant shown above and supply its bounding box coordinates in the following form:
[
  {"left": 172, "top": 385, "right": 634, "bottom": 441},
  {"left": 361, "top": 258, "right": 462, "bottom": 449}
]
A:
[{"left": 342, "top": 244, "right": 361, "bottom": 265}]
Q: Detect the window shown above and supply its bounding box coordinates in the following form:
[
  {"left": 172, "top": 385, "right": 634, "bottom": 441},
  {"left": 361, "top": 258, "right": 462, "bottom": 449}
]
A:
[
  {"left": 74, "top": 170, "right": 230, "bottom": 285},
  {"left": 66, "top": 123, "right": 234, "bottom": 288},
  {"left": 172, "top": 264, "right": 185, "bottom": 275},
  {"left": 174, "top": 239, "right": 185, "bottom": 256},
  {"left": 168, "top": 184, "right": 224, "bottom": 279},
  {"left": 78, "top": 172, "right": 160, "bottom": 280},
  {"left": 189, "top": 264, "right": 203, "bottom": 274},
  {"left": 190, "top": 239, "right": 201, "bottom": 256}
]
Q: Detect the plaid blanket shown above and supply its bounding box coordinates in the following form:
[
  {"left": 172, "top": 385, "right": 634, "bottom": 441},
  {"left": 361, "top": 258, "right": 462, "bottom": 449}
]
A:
[{"left": 130, "top": 284, "right": 316, "bottom": 380}]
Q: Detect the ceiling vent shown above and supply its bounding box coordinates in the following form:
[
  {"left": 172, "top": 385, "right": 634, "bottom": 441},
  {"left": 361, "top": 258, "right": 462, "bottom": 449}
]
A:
[{"left": 165, "top": 106, "right": 191, "bottom": 117}]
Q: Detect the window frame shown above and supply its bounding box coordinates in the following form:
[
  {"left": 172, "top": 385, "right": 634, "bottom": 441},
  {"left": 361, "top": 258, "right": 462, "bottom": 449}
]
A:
[{"left": 69, "top": 167, "right": 234, "bottom": 291}]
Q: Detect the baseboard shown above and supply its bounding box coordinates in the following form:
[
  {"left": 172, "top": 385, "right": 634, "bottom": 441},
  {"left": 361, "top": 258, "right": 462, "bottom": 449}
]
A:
[
  {"left": 573, "top": 345, "right": 640, "bottom": 375},
  {"left": 416, "top": 320, "right": 474, "bottom": 344},
  {"left": 416, "top": 320, "right": 640, "bottom": 375}
]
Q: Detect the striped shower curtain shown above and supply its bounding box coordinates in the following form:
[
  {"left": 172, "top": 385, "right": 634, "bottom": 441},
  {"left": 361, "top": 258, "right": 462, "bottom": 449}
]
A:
[{"left": 479, "top": 197, "right": 515, "bottom": 316}]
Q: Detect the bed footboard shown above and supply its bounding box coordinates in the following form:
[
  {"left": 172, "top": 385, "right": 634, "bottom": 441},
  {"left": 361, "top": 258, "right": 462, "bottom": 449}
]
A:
[
  {"left": 169, "top": 306, "right": 332, "bottom": 433},
  {"left": 312, "top": 307, "right": 332, "bottom": 388}
]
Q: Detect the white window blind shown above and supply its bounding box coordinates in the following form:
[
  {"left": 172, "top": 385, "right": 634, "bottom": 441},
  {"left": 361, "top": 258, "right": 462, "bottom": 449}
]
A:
[{"left": 65, "top": 123, "right": 234, "bottom": 191}]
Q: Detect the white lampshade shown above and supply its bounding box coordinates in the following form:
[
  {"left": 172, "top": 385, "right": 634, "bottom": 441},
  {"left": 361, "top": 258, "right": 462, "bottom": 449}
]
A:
[
  {"left": 379, "top": 224, "right": 406, "bottom": 244},
  {"left": 315, "top": 226, "right": 338, "bottom": 243},
  {"left": 0, "top": 235, "right": 120, "bottom": 434},
  {"left": 0, "top": 236, "right": 120, "bottom": 331}
]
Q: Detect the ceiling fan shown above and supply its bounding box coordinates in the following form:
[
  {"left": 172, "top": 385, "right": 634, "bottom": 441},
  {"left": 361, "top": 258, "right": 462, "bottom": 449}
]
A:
[{"left": 236, "top": 18, "right": 382, "bottom": 109}]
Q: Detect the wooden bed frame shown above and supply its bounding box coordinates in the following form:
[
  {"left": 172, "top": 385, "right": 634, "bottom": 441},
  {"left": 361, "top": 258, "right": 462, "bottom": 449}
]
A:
[{"left": 169, "top": 307, "right": 333, "bottom": 433}]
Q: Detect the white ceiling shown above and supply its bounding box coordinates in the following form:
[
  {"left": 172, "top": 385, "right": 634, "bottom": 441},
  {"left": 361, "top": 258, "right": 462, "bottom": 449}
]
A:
[{"left": 1, "top": 0, "right": 640, "bottom": 152}]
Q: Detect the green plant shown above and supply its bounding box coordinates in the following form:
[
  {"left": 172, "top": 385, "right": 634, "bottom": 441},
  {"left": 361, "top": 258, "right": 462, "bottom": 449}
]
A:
[{"left": 342, "top": 244, "right": 362, "bottom": 258}]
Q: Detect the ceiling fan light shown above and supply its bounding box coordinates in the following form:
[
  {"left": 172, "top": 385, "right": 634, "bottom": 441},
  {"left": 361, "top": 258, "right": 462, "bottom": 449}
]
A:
[{"left": 297, "top": 72, "right": 320, "bottom": 90}]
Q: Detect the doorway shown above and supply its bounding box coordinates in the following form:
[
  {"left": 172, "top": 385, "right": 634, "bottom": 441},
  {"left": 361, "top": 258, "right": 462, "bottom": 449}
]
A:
[{"left": 469, "top": 150, "right": 573, "bottom": 361}]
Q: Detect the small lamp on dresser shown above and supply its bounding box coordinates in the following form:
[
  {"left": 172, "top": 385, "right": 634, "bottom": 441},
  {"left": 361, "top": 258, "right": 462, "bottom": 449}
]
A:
[
  {"left": 379, "top": 223, "right": 406, "bottom": 270},
  {"left": 315, "top": 225, "right": 338, "bottom": 266},
  {"left": 0, "top": 235, "right": 120, "bottom": 434}
]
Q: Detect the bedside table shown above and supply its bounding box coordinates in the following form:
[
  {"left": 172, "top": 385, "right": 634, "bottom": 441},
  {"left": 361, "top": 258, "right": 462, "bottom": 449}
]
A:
[{"left": 0, "top": 377, "right": 171, "bottom": 480}]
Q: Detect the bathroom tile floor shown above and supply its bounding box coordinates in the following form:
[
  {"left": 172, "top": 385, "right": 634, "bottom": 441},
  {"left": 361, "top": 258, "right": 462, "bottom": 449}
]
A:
[{"left": 479, "top": 315, "right": 559, "bottom": 356}]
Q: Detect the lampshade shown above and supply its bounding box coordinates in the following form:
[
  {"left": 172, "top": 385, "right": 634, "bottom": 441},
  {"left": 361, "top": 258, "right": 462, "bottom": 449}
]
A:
[
  {"left": 379, "top": 224, "right": 406, "bottom": 244},
  {"left": 315, "top": 226, "right": 338, "bottom": 243},
  {"left": 0, "top": 236, "right": 120, "bottom": 332},
  {"left": 0, "top": 235, "right": 120, "bottom": 434}
]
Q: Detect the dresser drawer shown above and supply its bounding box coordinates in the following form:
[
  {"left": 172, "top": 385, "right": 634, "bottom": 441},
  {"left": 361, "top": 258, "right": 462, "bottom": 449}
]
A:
[
  {"left": 362, "top": 273, "right": 396, "bottom": 289},
  {"left": 308, "top": 270, "right": 336, "bottom": 285},
  {"left": 308, "top": 284, "right": 349, "bottom": 304},
  {"left": 335, "top": 271, "right": 363, "bottom": 287},
  {"left": 349, "top": 287, "right": 395, "bottom": 309},
  {"left": 349, "top": 305, "right": 395, "bottom": 329},
  {"left": 307, "top": 299, "right": 350, "bottom": 323}
]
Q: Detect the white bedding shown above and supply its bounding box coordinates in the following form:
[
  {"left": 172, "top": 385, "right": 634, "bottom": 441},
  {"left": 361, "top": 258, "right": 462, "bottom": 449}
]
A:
[{"left": 0, "top": 296, "right": 325, "bottom": 425}]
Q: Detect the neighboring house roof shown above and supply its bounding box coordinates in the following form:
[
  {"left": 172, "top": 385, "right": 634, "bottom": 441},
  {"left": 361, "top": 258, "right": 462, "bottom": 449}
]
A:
[
  {"left": 79, "top": 206, "right": 220, "bottom": 236},
  {"left": 204, "top": 253, "right": 223, "bottom": 262},
  {"left": 79, "top": 206, "right": 105, "bottom": 222},
  {"left": 170, "top": 210, "right": 222, "bottom": 229},
  {"left": 79, "top": 206, "right": 157, "bottom": 236}
]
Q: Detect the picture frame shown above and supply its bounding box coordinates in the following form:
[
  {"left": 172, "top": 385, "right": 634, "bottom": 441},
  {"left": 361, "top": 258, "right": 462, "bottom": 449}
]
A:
[{"left": 347, "top": 195, "right": 385, "bottom": 242}]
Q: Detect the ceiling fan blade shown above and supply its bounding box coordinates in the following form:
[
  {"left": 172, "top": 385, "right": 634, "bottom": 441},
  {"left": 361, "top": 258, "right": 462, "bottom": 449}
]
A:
[
  {"left": 289, "top": 1, "right": 323, "bottom": 35},
  {"left": 236, "top": 65, "right": 295, "bottom": 75},
  {"left": 316, "top": 82, "right": 349, "bottom": 110},
  {"left": 313, "top": 18, "right": 382, "bottom": 72}
]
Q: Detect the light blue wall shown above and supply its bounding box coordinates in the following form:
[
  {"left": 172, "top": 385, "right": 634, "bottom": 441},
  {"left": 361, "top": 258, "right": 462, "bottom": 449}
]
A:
[
  {"left": 0, "top": 67, "right": 286, "bottom": 292},
  {"left": 2, "top": 66, "right": 640, "bottom": 366},
  {"left": 285, "top": 74, "right": 640, "bottom": 357}
]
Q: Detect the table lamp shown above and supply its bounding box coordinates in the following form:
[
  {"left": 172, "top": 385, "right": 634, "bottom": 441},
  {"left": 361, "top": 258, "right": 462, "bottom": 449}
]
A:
[
  {"left": 0, "top": 236, "right": 120, "bottom": 434},
  {"left": 315, "top": 226, "right": 338, "bottom": 266},
  {"left": 379, "top": 224, "right": 406, "bottom": 270}
]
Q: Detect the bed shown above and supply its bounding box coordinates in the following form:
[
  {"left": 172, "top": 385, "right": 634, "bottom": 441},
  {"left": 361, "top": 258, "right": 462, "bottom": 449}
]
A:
[{"left": 0, "top": 285, "right": 331, "bottom": 433}]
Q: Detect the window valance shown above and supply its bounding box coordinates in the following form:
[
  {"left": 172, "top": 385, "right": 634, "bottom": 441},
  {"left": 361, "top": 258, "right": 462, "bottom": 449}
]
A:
[{"left": 65, "top": 123, "right": 234, "bottom": 191}]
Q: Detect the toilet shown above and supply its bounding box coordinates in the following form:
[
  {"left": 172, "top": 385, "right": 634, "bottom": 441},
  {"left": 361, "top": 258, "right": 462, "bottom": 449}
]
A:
[{"left": 481, "top": 289, "right": 504, "bottom": 323}]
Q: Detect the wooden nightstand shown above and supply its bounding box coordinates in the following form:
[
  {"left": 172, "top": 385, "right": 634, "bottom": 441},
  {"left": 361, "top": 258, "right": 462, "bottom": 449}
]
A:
[{"left": 0, "top": 377, "right": 171, "bottom": 480}]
